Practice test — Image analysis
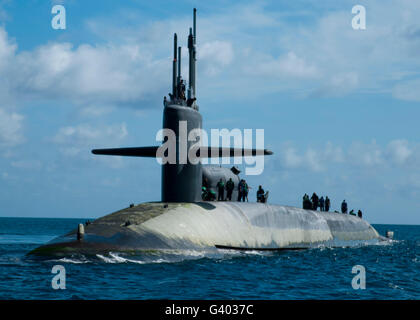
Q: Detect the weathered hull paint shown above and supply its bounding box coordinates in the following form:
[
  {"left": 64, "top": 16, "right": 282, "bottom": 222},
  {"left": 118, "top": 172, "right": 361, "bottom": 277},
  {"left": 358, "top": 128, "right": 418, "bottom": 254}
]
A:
[{"left": 30, "top": 202, "right": 381, "bottom": 256}]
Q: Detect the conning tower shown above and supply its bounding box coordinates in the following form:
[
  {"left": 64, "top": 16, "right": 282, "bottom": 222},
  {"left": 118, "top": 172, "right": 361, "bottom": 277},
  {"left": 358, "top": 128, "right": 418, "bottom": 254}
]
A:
[
  {"left": 162, "top": 8, "right": 201, "bottom": 202},
  {"left": 92, "top": 8, "right": 272, "bottom": 202}
]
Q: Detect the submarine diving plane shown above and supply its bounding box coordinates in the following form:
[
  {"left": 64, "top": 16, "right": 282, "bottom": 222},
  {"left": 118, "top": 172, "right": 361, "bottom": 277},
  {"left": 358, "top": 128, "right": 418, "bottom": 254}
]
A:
[{"left": 32, "top": 9, "right": 381, "bottom": 256}]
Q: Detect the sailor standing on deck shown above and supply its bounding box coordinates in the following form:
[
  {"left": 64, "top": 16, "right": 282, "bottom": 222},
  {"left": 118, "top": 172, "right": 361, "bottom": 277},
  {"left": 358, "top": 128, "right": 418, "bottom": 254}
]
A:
[
  {"left": 319, "top": 196, "right": 325, "bottom": 211},
  {"left": 238, "top": 180, "right": 244, "bottom": 201},
  {"left": 325, "top": 196, "right": 331, "bottom": 212},
  {"left": 243, "top": 181, "right": 249, "bottom": 202},
  {"left": 226, "top": 178, "right": 234, "bottom": 201},
  {"left": 341, "top": 200, "right": 348, "bottom": 214},
  {"left": 303, "top": 194, "right": 311, "bottom": 209},
  {"left": 257, "top": 185, "right": 265, "bottom": 203},
  {"left": 311, "top": 193, "right": 319, "bottom": 210},
  {"left": 217, "top": 178, "right": 225, "bottom": 201}
]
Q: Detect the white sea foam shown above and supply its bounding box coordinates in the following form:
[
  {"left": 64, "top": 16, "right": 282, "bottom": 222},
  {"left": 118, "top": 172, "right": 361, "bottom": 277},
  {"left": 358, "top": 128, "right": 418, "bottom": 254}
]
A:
[
  {"left": 56, "top": 257, "right": 89, "bottom": 264},
  {"left": 96, "top": 252, "right": 171, "bottom": 264},
  {"left": 156, "top": 249, "right": 208, "bottom": 257},
  {"left": 96, "top": 254, "right": 118, "bottom": 263},
  {"left": 388, "top": 283, "right": 404, "bottom": 290},
  {"left": 92, "top": 248, "right": 252, "bottom": 264}
]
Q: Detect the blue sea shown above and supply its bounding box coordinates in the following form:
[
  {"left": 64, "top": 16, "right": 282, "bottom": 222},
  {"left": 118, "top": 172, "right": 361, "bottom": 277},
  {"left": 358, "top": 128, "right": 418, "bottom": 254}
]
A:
[{"left": 0, "top": 217, "right": 418, "bottom": 300}]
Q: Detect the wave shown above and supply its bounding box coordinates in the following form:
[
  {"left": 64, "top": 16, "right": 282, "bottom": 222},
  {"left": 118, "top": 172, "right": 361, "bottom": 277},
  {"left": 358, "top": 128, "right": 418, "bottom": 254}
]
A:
[
  {"left": 42, "top": 239, "right": 394, "bottom": 265},
  {"left": 56, "top": 257, "right": 90, "bottom": 264},
  {"left": 93, "top": 248, "right": 267, "bottom": 264},
  {"left": 95, "top": 252, "right": 171, "bottom": 264}
]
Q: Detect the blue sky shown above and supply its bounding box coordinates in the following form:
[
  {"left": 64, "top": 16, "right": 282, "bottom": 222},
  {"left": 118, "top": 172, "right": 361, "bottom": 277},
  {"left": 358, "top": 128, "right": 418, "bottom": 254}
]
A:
[{"left": 0, "top": 0, "right": 419, "bottom": 224}]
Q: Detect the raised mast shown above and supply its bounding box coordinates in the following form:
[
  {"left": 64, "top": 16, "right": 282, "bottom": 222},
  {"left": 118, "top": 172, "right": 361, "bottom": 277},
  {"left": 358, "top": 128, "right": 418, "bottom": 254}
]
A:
[
  {"left": 172, "top": 33, "right": 177, "bottom": 99},
  {"left": 177, "top": 46, "right": 182, "bottom": 98},
  {"left": 188, "top": 8, "right": 197, "bottom": 101}
]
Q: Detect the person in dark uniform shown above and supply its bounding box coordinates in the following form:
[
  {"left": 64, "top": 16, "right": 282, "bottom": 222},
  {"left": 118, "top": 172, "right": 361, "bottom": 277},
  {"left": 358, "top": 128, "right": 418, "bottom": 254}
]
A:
[
  {"left": 325, "top": 196, "right": 330, "bottom": 212},
  {"left": 217, "top": 178, "right": 225, "bottom": 201},
  {"left": 303, "top": 194, "right": 311, "bottom": 209},
  {"left": 319, "top": 196, "right": 325, "bottom": 211},
  {"left": 203, "top": 177, "right": 209, "bottom": 189},
  {"left": 238, "top": 180, "right": 244, "bottom": 201},
  {"left": 226, "top": 178, "right": 234, "bottom": 201},
  {"left": 311, "top": 193, "right": 319, "bottom": 210},
  {"left": 187, "top": 97, "right": 196, "bottom": 107},
  {"left": 257, "top": 185, "right": 265, "bottom": 203},
  {"left": 357, "top": 210, "right": 363, "bottom": 218},
  {"left": 243, "top": 180, "right": 249, "bottom": 202},
  {"left": 341, "top": 200, "right": 348, "bottom": 214}
]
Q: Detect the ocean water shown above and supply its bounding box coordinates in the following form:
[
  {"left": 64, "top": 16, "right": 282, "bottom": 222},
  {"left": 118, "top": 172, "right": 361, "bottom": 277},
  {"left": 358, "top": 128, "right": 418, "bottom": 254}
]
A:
[{"left": 0, "top": 217, "right": 418, "bottom": 300}]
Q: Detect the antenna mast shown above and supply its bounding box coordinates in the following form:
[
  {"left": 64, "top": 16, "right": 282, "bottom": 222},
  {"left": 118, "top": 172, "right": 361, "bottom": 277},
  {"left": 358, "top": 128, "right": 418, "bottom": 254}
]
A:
[
  {"left": 188, "top": 8, "right": 197, "bottom": 100},
  {"left": 172, "top": 33, "right": 177, "bottom": 99}
]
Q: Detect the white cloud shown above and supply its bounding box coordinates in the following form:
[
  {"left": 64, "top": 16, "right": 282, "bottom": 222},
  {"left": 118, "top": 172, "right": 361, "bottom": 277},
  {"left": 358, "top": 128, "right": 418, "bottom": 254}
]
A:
[
  {"left": 1, "top": 1, "right": 420, "bottom": 108},
  {"left": 324, "top": 141, "right": 344, "bottom": 163},
  {"left": 53, "top": 123, "right": 128, "bottom": 157},
  {"left": 245, "top": 51, "right": 319, "bottom": 79},
  {"left": 0, "top": 27, "right": 16, "bottom": 67},
  {"left": 79, "top": 105, "right": 115, "bottom": 117},
  {"left": 282, "top": 146, "right": 303, "bottom": 168},
  {"left": 313, "top": 72, "right": 359, "bottom": 97},
  {"left": 386, "top": 139, "right": 413, "bottom": 165},
  {"left": 0, "top": 108, "right": 24, "bottom": 147},
  {"left": 199, "top": 41, "right": 234, "bottom": 76},
  {"left": 269, "top": 1, "right": 420, "bottom": 98},
  {"left": 348, "top": 141, "right": 384, "bottom": 167},
  {"left": 277, "top": 139, "right": 420, "bottom": 173},
  {"left": 304, "top": 149, "right": 324, "bottom": 172},
  {"left": 279, "top": 143, "right": 326, "bottom": 172},
  {"left": 0, "top": 27, "right": 169, "bottom": 108},
  {"left": 392, "top": 79, "right": 420, "bottom": 102}
]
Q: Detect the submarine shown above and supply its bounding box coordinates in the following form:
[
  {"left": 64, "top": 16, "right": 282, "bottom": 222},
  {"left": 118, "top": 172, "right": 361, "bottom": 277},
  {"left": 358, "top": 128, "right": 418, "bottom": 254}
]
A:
[{"left": 31, "top": 9, "right": 382, "bottom": 256}]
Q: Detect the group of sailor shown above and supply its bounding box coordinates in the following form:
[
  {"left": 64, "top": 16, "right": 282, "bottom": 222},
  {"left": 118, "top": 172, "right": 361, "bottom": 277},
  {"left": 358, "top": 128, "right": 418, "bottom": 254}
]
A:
[
  {"left": 302, "top": 193, "right": 330, "bottom": 211},
  {"left": 202, "top": 178, "right": 267, "bottom": 203},
  {"left": 217, "top": 178, "right": 251, "bottom": 202},
  {"left": 215, "top": 178, "right": 236, "bottom": 201},
  {"left": 303, "top": 194, "right": 363, "bottom": 218}
]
